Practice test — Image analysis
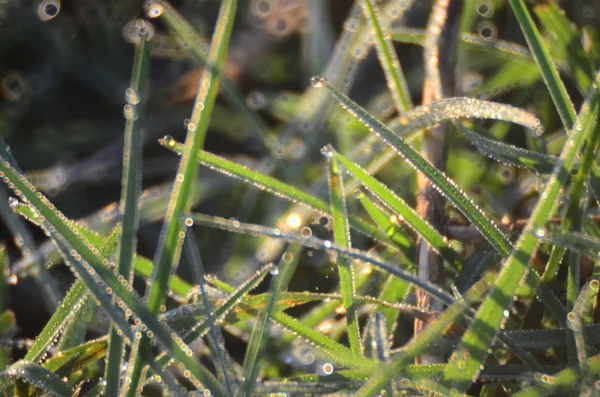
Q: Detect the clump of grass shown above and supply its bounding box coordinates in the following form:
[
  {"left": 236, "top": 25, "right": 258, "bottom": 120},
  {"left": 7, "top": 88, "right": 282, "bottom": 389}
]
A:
[{"left": 1, "top": 0, "right": 600, "bottom": 396}]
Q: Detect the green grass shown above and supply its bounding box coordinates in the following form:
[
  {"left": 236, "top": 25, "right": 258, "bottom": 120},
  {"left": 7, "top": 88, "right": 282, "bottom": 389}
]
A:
[{"left": 2, "top": 0, "right": 600, "bottom": 395}]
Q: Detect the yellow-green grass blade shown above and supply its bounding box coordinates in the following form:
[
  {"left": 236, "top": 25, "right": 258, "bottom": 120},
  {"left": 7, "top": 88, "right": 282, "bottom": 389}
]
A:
[
  {"left": 124, "top": 1, "right": 237, "bottom": 394},
  {"left": 360, "top": 0, "right": 412, "bottom": 114},
  {"left": 326, "top": 155, "right": 362, "bottom": 356},
  {"left": 332, "top": 147, "right": 462, "bottom": 272},
  {"left": 440, "top": 75, "right": 600, "bottom": 392},
  {"left": 105, "top": 28, "right": 151, "bottom": 397},
  {"left": 149, "top": 0, "right": 273, "bottom": 154}
]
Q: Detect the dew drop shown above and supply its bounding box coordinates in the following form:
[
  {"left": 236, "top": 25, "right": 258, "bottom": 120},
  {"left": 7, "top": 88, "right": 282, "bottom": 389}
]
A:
[
  {"left": 269, "top": 266, "right": 279, "bottom": 276},
  {"left": 320, "top": 145, "right": 334, "bottom": 158},
  {"left": 535, "top": 228, "right": 546, "bottom": 238},
  {"left": 38, "top": 0, "right": 60, "bottom": 21},
  {"left": 310, "top": 77, "right": 325, "bottom": 88}
]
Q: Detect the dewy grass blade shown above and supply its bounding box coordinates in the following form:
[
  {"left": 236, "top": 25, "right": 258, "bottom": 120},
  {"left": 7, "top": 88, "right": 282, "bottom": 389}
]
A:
[
  {"left": 125, "top": 1, "right": 237, "bottom": 394},
  {"left": 239, "top": 245, "right": 301, "bottom": 397},
  {"left": 182, "top": 229, "right": 234, "bottom": 395},
  {"left": 154, "top": 264, "right": 273, "bottom": 369},
  {"left": 190, "top": 213, "right": 456, "bottom": 305},
  {"left": 159, "top": 140, "right": 399, "bottom": 254},
  {"left": 455, "top": 122, "right": 558, "bottom": 174},
  {"left": 150, "top": 0, "right": 273, "bottom": 154},
  {"left": 360, "top": 0, "right": 412, "bottom": 114},
  {"left": 332, "top": 147, "right": 463, "bottom": 272},
  {"left": 0, "top": 154, "right": 225, "bottom": 395},
  {"left": 325, "top": 153, "right": 362, "bottom": 356},
  {"left": 105, "top": 28, "right": 151, "bottom": 397},
  {"left": 356, "top": 273, "right": 496, "bottom": 396},
  {"left": 313, "top": 78, "right": 514, "bottom": 257},
  {"left": 440, "top": 75, "right": 600, "bottom": 392},
  {"left": 508, "top": 0, "right": 600, "bottom": 202},
  {"left": 356, "top": 190, "right": 414, "bottom": 257},
  {"left": 534, "top": 3, "right": 595, "bottom": 94},
  {"left": 3, "top": 360, "right": 74, "bottom": 397}
]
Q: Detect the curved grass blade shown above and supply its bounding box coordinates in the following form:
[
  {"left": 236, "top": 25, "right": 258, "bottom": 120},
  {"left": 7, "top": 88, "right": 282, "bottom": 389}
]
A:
[
  {"left": 326, "top": 155, "right": 362, "bottom": 356},
  {"left": 239, "top": 245, "right": 300, "bottom": 396},
  {"left": 332, "top": 146, "right": 463, "bottom": 272},
  {"left": 440, "top": 74, "right": 600, "bottom": 393},
  {"left": 360, "top": 0, "right": 412, "bottom": 114},
  {"left": 313, "top": 78, "right": 516, "bottom": 257},
  {"left": 105, "top": 28, "right": 151, "bottom": 397},
  {"left": 0, "top": 157, "right": 225, "bottom": 396},
  {"left": 126, "top": 1, "right": 237, "bottom": 394},
  {"left": 3, "top": 360, "right": 74, "bottom": 397},
  {"left": 455, "top": 121, "right": 557, "bottom": 174}
]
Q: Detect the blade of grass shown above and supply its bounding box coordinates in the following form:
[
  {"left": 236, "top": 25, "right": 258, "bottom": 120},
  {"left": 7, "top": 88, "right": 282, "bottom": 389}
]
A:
[
  {"left": 105, "top": 27, "right": 151, "bottom": 397},
  {"left": 182, "top": 228, "right": 234, "bottom": 395},
  {"left": 3, "top": 360, "right": 74, "bottom": 396},
  {"left": 360, "top": 0, "right": 412, "bottom": 114},
  {"left": 159, "top": 139, "right": 400, "bottom": 253},
  {"left": 508, "top": 0, "right": 600, "bottom": 203},
  {"left": 312, "top": 78, "right": 515, "bottom": 259},
  {"left": 331, "top": 146, "right": 463, "bottom": 272},
  {"left": 239, "top": 245, "right": 301, "bottom": 396},
  {"left": 124, "top": 1, "right": 237, "bottom": 394},
  {"left": 440, "top": 74, "right": 600, "bottom": 392},
  {"left": 325, "top": 154, "right": 362, "bottom": 356}
]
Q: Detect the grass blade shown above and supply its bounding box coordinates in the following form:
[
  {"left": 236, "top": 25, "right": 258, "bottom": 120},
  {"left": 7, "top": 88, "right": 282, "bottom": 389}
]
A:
[
  {"left": 508, "top": 0, "right": 600, "bottom": 202},
  {"left": 440, "top": 74, "right": 600, "bottom": 392},
  {"left": 326, "top": 154, "right": 362, "bottom": 356},
  {"left": 360, "top": 0, "right": 412, "bottom": 114},
  {"left": 239, "top": 245, "right": 301, "bottom": 396},
  {"left": 159, "top": 139, "right": 399, "bottom": 253},
  {"left": 313, "top": 78, "right": 515, "bottom": 258},
  {"left": 124, "top": 1, "right": 237, "bottom": 394},
  {"left": 105, "top": 27, "right": 151, "bottom": 397},
  {"left": 332, "top": 146, "right": 463, "bottom": 271},
  {"left": 3, "top": 360, "right": 74, "bottom": 396}
]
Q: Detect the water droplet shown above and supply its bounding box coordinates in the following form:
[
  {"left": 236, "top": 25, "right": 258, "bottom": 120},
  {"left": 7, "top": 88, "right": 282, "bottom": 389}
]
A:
[
  {"left": 535, "top": 228, "right": 546, "bottom": 238},
  {"left": 38, "top": 0, "right": 60, "bottom": 21},
  {"left": 269, "top": 266, "right": 279, "bottom": 276},
  {"left": 320, "top": 145, "right": 334, "bottom": 158},
  {"left": 310, "top": 77, "right": 325, "bottom": 88}
]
